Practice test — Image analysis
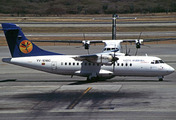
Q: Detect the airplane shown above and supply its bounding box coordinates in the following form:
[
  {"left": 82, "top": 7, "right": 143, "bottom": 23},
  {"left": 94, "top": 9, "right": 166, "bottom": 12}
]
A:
[
  {"left": 31, "top": 38, "right": 143, "bottom": 56},
  {"left": 1, "top": 23, "right": 175, "bottom": 81},
  {"left": 31, "top": 35, "right": 176, "bottom": 56}
]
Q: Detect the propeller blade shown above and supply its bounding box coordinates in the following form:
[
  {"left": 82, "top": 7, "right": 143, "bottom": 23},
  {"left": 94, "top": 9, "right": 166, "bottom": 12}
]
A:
[
  {"left": 125, "top": 44, "right": 130, "bottom": 56},
  {"left": 113, "top": 62, "right": 115, "bottom": 72},
  {"left": 87, "top": 49, "right": 89, "bottom": 55},
  {"left": 128, "top": 49, "right": 130, "bottom": 55},
  {"left": 139, "top": 32, "right": 142, "bottom": 40},
  {"left": 141, "top": 44, "right": 151, "bottom": 48},
  {"left": 135, "top": 48, "right": 138, "bottom": 56},
  {"left": 75, "top": 46, "right": 83, "bottom": 48}
]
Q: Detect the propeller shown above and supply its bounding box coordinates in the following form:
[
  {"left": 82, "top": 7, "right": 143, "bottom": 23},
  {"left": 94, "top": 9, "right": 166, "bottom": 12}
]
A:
[
  {"left": 111, "top": 49, "right": 119, "bottom": 72},
  {"left": 135, "top": 32, "right": 143, "bottom": 56},
  {"left": 83, "top": 33, "right": 85, "bottom": 40},
  {"left": 83, "top": 41, "right": 90, "bottom": 54},
  {"left": 135, "top": 32, "right": 150, "bottom": 56},
  {"left": 75, "top": 33, "right": 90, "bottom": 54}
]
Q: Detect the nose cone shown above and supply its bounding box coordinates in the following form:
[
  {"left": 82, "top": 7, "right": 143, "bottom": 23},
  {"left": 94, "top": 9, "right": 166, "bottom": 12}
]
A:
[{"left": 167, "top": 65, "right": 175, "bottom": 74}]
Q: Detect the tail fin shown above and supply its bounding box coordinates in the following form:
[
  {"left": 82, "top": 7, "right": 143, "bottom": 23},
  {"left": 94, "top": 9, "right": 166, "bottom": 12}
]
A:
[{"left": 1, "top": 23, "right": 62, "bottom": 57}]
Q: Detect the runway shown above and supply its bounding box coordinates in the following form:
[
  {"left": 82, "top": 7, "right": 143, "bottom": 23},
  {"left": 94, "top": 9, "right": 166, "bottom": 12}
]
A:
[
  {"left": 1, "top": 31, "right": 176, "bottom": 38},
  {"left": 1, "top": 21, "right": 176, "bottom": 27},
  {"left": 0, "top": 44, "right": 176, "bottom": 120},
  {"left": 1, "top": 21, "right": 176, "bottom": 38}
]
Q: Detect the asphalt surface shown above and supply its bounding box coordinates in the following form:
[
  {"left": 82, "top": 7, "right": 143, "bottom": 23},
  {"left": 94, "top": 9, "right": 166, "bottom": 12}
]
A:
[
  {"left": 1, "top": 21, "right": 176, "bottom": 27},
  {"left": 0, "top": 44, "right": 176, "bottom": 120},
  {"left": 1, "top": 31, "right": 176, "bottom": 38},
  {"left": 1, "top": 21, "right": 176, "bottom": 38}
]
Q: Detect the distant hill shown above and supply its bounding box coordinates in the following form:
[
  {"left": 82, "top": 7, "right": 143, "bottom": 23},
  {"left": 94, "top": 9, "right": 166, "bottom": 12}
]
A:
[{"left": 0, "top": 0, "right": 176, "bottom": 16}]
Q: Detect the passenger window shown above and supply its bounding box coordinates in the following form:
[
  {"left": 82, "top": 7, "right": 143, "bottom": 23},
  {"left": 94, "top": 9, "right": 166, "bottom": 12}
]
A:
[
  {"left": 121, "top": 63, "right": 123, "bottom": 66},
  {"left": 97, "top": 63, "right": 99, "bottom": 66},
  {"left": 117, "top": 63, "right": 119, "bottom": 66},
  {"left": 126, "top": 63, "right": 128, "bottom": 66},
  {"left": 61, "top": 62, "right": 63, "bottom": 65},
  {"left": 69, "top": 62, "right": 71, "bottom": 65},
  {"left": 77, "top": 63, "right": 79, "bottom": 65},
  {"left": 151, "top": 62, "right": 154, "bottom": 64},
  {"left": 73, "top": 63, "right": 75, "bottom": 65},
  {"left": 130, "top": 63, "right": 132, "bottom": 66},
  {"left": 89, "top": 63, "right": 91, "bottom": 66},
  {"left": 85, "top": 63, "right": 87, "bottom": 66},
  {"left": 65, "top": 62, "right": 67, "bottom": 65}
]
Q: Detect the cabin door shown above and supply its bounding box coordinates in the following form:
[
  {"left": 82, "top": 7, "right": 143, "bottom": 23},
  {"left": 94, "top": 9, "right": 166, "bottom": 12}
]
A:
[{"left": 51, "top": 61, "right": 57, "bottom": 72}]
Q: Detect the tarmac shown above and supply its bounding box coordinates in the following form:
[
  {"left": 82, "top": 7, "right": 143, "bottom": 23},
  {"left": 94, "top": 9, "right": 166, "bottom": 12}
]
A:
[
  {"left": 1, "top": 21, "right": 176, "bottom": 27},
  {"left": 0, "top": 44, "right": 176, "bottom": 120},
  {"left": 1, "top": 31, "right": 176, "bottom": 38}
]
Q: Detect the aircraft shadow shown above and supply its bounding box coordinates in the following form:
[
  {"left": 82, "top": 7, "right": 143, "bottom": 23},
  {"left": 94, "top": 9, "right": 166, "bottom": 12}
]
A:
[{"left": 0, "top": 79, "right": 16, "bottom": 82}]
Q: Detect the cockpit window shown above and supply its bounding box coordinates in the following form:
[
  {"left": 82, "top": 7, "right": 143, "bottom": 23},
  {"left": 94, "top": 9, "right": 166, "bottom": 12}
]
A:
[
  {"left": 103, "top": 48, "right": 118, "bottom": 51},
  {"left": 159, "top": 60, "right": 164, "bottom": 63},
  {"left": 155, "top": 60, "right": 159, "bottom": 64},
  {"left": 151, "top": 60, "right": 165, "bottom": 64}
]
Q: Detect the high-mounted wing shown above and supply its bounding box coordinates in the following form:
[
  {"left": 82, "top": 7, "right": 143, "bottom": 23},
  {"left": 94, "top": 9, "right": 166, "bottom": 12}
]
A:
[
  {"left": 31, "top": 37, "right": 176, "bottom": 54},
  {"left": 31, "top": 40, "right": 102, "bottom": 50}
]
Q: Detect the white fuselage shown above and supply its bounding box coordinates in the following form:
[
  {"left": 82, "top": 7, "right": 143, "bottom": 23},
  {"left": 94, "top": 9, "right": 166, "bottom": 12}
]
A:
[{"left": 2, "top": 55, "right": 175, "bottom": 79}]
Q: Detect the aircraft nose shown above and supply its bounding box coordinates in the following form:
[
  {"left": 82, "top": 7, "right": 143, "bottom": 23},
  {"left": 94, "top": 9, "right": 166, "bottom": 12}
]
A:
[{"left": 167, "top": 65, "right": 175, "bottom": 74}]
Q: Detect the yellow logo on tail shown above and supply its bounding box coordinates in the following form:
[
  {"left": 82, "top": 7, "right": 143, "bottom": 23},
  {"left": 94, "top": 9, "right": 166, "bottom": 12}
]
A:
[{"left": 19, "top": 40, "right": 33, "bottom": 54}]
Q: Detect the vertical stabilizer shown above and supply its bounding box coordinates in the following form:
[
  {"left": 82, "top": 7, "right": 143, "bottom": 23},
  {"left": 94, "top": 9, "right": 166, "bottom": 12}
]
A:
[{"left": 1, "top": 23, "right": 62, "bottom": 57}]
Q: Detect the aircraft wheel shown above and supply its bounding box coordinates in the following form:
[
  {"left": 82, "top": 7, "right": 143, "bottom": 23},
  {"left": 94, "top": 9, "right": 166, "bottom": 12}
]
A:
[
  {"left": 87, "top": 77, "right": 99, "bottom": 82},
  {"left": 158, "top": 76, "right": 164, "bottom": 81}
]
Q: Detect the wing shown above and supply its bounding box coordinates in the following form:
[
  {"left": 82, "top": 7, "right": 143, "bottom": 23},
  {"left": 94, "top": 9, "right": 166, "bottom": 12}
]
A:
[
  {"left": 31, "top": 40, "right": 103, "bottom": 50},
  {"left": 31, "top": 38, "right": 176, "bottom": 44},
  {"left": 31, "top": 40, "right": 103, "bottom": 44},
  {"left": 31, "top": 38, "right": 176, "bottom": 53},
  {"left": 73, "top": 51, "right": 119, "bottom": 65},
  {"left": 73, "top": 54, "right": 98, "bottom": 62}
]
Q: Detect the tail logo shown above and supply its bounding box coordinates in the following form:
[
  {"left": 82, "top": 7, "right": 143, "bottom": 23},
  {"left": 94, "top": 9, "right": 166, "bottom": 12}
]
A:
[{"left": 19, "top": 40, "right": 33, "bottom": 54}]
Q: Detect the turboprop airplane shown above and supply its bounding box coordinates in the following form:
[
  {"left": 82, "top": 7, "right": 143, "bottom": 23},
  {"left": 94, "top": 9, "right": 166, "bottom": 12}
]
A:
[
  {"left": 31, "top": 34, "right": 176, "bottom": 56},
  {"left": 1, "top": 23, "right": 175, "bottom": 81},
  {"left": 31, "top": 38, "right": 142, "bottom": 56}
]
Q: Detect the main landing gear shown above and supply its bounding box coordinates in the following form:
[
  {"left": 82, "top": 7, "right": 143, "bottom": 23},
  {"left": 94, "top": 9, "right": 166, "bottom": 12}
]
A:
[
  {"left": 86, "top": 73, "right": 100, "bottom": 82},
  {"left": 158, "top": 76, "right": 164, "bottom": 81},
  {"left": 87, "top": 76, "right": 99, "bottom": 82}
]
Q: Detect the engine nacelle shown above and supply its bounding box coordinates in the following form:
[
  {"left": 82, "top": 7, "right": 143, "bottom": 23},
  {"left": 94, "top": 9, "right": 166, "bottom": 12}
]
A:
[
  {"left": 82, "top": 41, "right": 90, "bottom": 49},
  {"left": 135, "top": 39, "right": 143, "bottom": 49},
  {"left": 96, "top": 54, "right": 118, "bottom": 65},
  {"left": 73, "top": 54, "right": 119, "bottom": 66}
]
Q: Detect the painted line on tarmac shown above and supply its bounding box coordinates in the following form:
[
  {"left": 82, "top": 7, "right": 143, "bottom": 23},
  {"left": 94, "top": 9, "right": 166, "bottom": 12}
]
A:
[{"left": 67, "top": 87, "right": 92, "bottom": 109}]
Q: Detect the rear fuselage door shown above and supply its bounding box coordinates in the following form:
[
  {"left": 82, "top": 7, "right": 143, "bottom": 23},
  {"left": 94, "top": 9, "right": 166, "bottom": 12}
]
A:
[{"left": 51, "top": 61, "right": 57, "bottom": 72}]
